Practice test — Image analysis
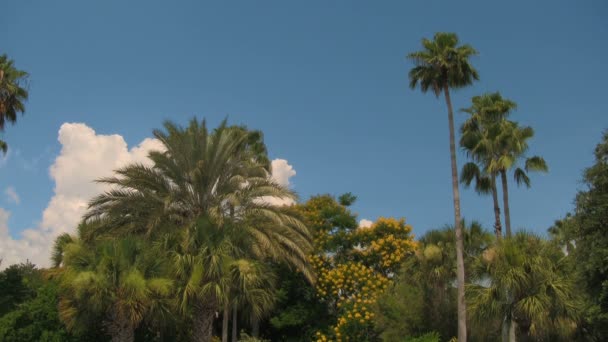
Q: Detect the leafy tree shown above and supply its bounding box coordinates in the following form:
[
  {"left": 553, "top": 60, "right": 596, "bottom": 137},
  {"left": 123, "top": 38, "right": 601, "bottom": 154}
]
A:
[
  {"left": 84, "top": 119, "right": 313, "bottom": 342},
  {"left": 0, "top": 54, "right": 29, "bottom": 153},
  {"left": 0, "top": 262, "right": 39, "bottom": 317},
  {"left": 0, "top": 280, "right": 106, "bottom": 342},
  {"left": 468, "top": 232, "right": 580, "bottom": 341},
  {"left": 408, "top": 32, "right": 479, "bottom": 341},
  {"left": 302, "top": 196, "right": 417, "bottom": 341},
  {"left": 549, "top": 131, "right": 608, "bottom": 340}
]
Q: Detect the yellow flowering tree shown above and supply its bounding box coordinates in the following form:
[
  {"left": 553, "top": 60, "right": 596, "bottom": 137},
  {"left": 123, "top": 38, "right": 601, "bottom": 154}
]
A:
[{"left": 298, "top": 195, "right": 417, "bottom": 342}]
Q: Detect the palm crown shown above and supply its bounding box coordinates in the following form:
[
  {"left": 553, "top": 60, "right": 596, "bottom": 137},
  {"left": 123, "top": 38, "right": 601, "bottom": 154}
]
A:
[{"left": 408, "top": 32, "right": 479, "bottom": 96}]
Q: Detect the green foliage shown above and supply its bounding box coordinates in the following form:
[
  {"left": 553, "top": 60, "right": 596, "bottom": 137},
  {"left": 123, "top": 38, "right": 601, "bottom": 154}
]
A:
[
  {"left": 407, "top": 32, "right": 479, "bottom": 95},
  {"left": 549, "top": 131, "right": 608, "bottom": 340},
  {"left": 0, "top": 272, "right": 106, "bottom": 342},
  {"left": 57, "top": 236, "right": 173, "bottom": 339},
  {"left": 407, "top": 332, "right": 441, "bottom": 342},
  {"left": 0, "top": 262, "right": 39, "bottom": 317},
  {"left": 238, "top": 332, "right": 270, "bottom": 342},
  {"left": 374, "top": 276, "right": 424, "bottom": 341},
  {"left": 468, "top": 232, "right": 581, "bottom": 340},
  {"left": 374, "top": 221, "right": 492, "bottom": 342},
  {"left": 0, "top": 54, "right": 29, "bottom": 153}
]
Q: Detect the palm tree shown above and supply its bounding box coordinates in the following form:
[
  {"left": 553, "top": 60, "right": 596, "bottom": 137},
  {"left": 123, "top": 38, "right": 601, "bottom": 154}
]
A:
[
  {"left": 496, "top": 123, "right": 548, "bottom": 237},
  {"left": 225, "top": 260, "right": 276, "bottom": 342},
  {"left": 468, "top": 232, "right": 581, "bottom": 341},
  {"left": 0, "top": 54, "right": 29, "bottom": 154},
  {"left": 408, "top": 32, "right": 479, "bottom": 341},
  {"left": 460, "top": 92, "right": 519, "bottom": 239},
  {"left": 85, "top": 119, "right": 313, "bottom": 342},
  {"left": 56, "top": 236, "right": 173, "bottom": 342}
]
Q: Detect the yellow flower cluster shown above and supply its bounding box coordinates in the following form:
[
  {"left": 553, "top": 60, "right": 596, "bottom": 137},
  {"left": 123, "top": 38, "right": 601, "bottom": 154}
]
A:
[
  {"left": 314, "top": 262, "right": 389, "bottom": 341},
  {"left": 355, "top": 217, "right": 418, "bottom": 274}
]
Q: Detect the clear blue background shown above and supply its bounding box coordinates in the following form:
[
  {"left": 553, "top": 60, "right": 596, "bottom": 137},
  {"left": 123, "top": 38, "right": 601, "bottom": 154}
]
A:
[{"left": 1, "top": 0, "right": 607, "bottom": 239}]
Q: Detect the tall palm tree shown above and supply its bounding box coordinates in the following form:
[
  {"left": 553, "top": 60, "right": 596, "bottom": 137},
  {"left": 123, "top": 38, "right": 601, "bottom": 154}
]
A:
[
  {"left": 495, "top": 123, "right": 548, "bottom": 237},
  {"left": 55, "top": 236, "right": 173, "bottom": 342},
  {"left": 0, "top": 54, "right": 29, "bottom": 154},
  {"left": 460, "top": 92, "right": 518, "bottom": 239},
  {"left": 408, "top": 32, "right": 479, "bottom": 341},
  {"left": 85, "top": 119, "right": 313, "bottom": 342},
  {"left": 468, "top": 232, "right": 580, "bottom": 341}
]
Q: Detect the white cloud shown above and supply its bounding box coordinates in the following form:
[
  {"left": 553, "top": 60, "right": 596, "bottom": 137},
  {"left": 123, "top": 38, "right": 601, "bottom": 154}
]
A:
[
  {"left": 359, "top": 219, "right": 373, "bottom": 228},
  {"left": 0, "top": 123, "right": 297, "bottom": 269},
  {"left": 270, "top": 159, "right": 296, "bottom": 187},
  {"left": 260, "top": 159, "right": 297, "bottom": 206},
  {"left": 5, "top": 187, "right": 20, "bottom": 204},
  {"left": 0, "top": 123, "right": 164, "bottom": 269}
]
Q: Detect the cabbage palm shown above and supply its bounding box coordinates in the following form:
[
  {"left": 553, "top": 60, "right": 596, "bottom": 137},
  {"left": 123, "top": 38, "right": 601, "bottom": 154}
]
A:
[
  {"left": 408, "top": 32, "right": 479, "bottom": 341},
  {"left": 0, "top": 54, "right": 29, "bottom": 154},
  {"left": 85, "top": 119, "right": 313, "bottom": 342},
  {"left": 468, "top": 232, "right": 581, "bottom": 341},
  {"left": 56, "top": 237, "right": 173, "bottom": 342}
]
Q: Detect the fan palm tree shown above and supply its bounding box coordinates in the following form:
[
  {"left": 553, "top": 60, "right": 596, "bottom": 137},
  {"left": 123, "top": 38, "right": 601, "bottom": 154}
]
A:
[
  {"left": 408, "top": 32, "right": 479, "bottom": 341},
  {"left": 468, "top": 232, "right": 581, "bottom": 341},
  {"left": 0, "top": 54, "right": 29, "bottom": 154},
  {"left": 460, "top": 92, "right": 518, "bottom": 239},
  {"left": 56, "top": 236, "right": 173, "bottom": 342},
  {"left": 85, "top": 119, "right": 313, "bottom": 342}
]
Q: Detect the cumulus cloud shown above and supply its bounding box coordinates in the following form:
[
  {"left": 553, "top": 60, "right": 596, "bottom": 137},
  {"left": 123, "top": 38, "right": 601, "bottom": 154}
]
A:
[
  {"left": 0, "top": 123, "right": 164, "bottom": 269},
  {"left": 359, "top": 219, "right": 373, "bottom": 228},
  {"left": 270, "top": 159, "right": 296, "bottom": 187},
  {"left": 0, "top": 123, "right": 297, "bottom": 269},
  {"left": 5, "top": 187, "right": 20, "bottom": 204},
  {"left": 259, "top": 159, "right": 297, "bottom": 206}
]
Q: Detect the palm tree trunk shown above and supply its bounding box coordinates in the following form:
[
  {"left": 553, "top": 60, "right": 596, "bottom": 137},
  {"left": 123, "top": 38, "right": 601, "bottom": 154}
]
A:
[
  {"left": 222, "top": 304, "right": 230, "bottom": 342},
  {"left": 444, "top": 84, "right": 467, "bottom": 342},
  {"left": 231, "top": 304, "right": 238, "bottom": 342},
  {"left": 192, "top": 301, "right": 216, "bottom": 342},
  {"left": 491, "top": 175, "right": 502, "bottom": 239},
  {"left": 500, "top": 170, "right": 512, "bottom": 237},
  {"left": 509, "top": 319, "right": 517, "bottom": 342},
  {"left": 252, "top": 316, "right": 260, "bottom": 337},
  {"left": 105, "top": 312, "right": 135, "bottom": 342}
]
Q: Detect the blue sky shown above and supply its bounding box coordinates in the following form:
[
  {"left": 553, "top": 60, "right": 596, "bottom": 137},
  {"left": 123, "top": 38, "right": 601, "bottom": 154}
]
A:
[{"left": 1, "top": 0, "right": 607, "bottom": 265}]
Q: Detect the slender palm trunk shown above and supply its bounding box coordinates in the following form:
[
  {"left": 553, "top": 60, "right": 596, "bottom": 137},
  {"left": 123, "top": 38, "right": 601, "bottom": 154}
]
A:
[
  {"left": 192, "top": 301, "right": 216, "bottom": 342},
  {"left": 105, "top": 312, "right": 135, "bottom": 342},
  {"left": 231, "top": 304, "right": 238, "bottom": 342},
  {"left": 222, "top": 304, "right": 230, "bottom": 342},
  {"left": 502, "top": 316, "right": 517, "bottom": 342},
  {"left": 509, "top": 319, "right": 517, "bottom": 342},
  {"left": 500, "top": 170, "right": 512, "bottom": 237},
  {"left": 444, "top": 85, "right": 467, "bottom": 342},
  {"left": 491, "top": 175, "right": 502, "bottom": 239}
]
